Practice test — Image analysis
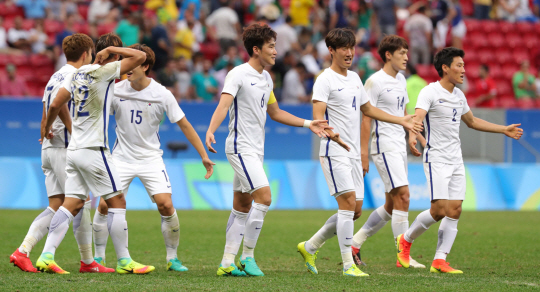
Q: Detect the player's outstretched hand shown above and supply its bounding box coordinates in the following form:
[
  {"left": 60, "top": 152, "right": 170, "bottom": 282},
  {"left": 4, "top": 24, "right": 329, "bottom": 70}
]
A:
[
  {"left": 93, "top": 48, "right": 110, "bottom": 65},
  {"left": 361, "top": 153, "right": 369, "bottom": 176},
  {"left": 409, "top": 138, "right": 422, "bottom": 157},
  {"left": 205, "top": 132, "right": 217, "bottom": 153},
  {"left": 202, "top": 157, "right": 215, "bottom": 179},
  {"left": 309, "top": 120, "right": 333, "bottom": 138},
  {"left": 401, "top": 115, "right": 423, "bottom": 134},
  {"left": 504, "top": 123, "right": 523, "bottom": 140},
  {"left": 330, "top": 132, "right": 350, "bottom": 152}
]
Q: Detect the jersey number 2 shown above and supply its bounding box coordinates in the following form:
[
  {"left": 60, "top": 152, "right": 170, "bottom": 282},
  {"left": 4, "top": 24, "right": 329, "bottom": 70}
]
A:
[
  {"left": 452, "top": 109, "right": 457, "bottom": 122},
  {"left": 130, "top": 110, "right": 142, "bottom": 124},
  {"left": 77, "top": 85, "right": 89, "bottom": 117}
]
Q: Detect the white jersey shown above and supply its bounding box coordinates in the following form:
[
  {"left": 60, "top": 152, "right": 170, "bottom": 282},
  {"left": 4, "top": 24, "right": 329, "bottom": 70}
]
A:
[
  {"left": 365, "top": 69, "right": 409, "bottom": 154},
  {"left": 111, "top": 79, "right": 185, "bottom": 164},
  {"left": 416, "top": 81, "right": 470, "bottom": 164},
  {"left": 41, "top": 64, "right": 76, "bottom": 149},
  {"left": 223, "top": 63, "right": 276, "bottom": 155},
  {"left": 313, "top": 68, "right": 369, "bottom": 158},
  {"left": 65, "top": 61, "right": 121, "bottom": 150}
]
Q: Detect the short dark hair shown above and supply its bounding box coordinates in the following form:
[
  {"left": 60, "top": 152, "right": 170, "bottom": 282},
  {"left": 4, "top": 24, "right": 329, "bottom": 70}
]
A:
[
  {"left": 378, "top": 35, "right": 409, "bottom": 62},
  {"left": 325, "top": 28, "right": 356, "bottom": 50},
  {"left": 433, "top": 47, "right": 465, "bottom": 77},
  {"left": 63, "top": 33, "right": 95, "bottom": 62},
  {"left": 480, "top": 64, "right": 489, "bottom": 72},
  {"left": 128, "top": 44, "right": 155, "bottom": 75},
  {"left": 95, "top": 33, "right": 123, "bottom": 61},
  {"left": 242, "top": 23, "right": 277, "bottom": 57}
]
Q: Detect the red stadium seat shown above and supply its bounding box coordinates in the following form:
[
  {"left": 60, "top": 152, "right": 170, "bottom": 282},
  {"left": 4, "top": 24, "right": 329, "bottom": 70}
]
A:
[
  {"left": 78, "top": 4, "right": 89, "bottom": 20},
  {"left": 463, "top": 50, "right": 477, "bottom": 64},
  {"left": 30, "top": 54, "right": 53, "bottom": 67},
  {"left": 468, "top": 32, "right": 487, "bottom": 49},
  {"left": 512, "top": 49, "right": 530, "bottom": 64},
  {"left": 0, "top": 54, "right": 10, "bottom": 67},
  {"left": 498, "top": 22, "right": 515, "bottom": 35},
  {"left": 496, "top": 81, "right": 513, "bottom": 96},
  {"left": 22, "top": 19, "right": 34, "bottom": 30},
  {"left": 464, "top": 19, "right": 482, "bottom": 33},
  {"left": 480, "top": 20, "right": 498, "bottom": 34},
  {"left": 0, "top": 3, "right": 24, "bottom": 21},
  {"left": 498, "top": 96, "right": 517, "bottom": 108},
  {"left": 535, "top": 99, "right": 540, "bottom": 108},
  {"left": 505, "top": 33, "right": 524, "bottom": 49},
  {"left": 497, "top": 50, "right": 513, "bottom": 65},
  {"left": 9, "top": 54, "right": 29, "bottom": 66},
  {"left": 73, "top": 22, "right": 90, "bottom": 34},
  {"left": 516, "top": 22, "right": 535, "bottom": 34},
  {"left": 518, "top": 99, "right": 535, "bottom": 109},
  {"left": 487, "top": 33, "right": 505, "bottom": 49},
  {"left": 2, "top": 18, "right": 14, "bottom": 30},
  {"left": 489, "top": 65, "right": 503, "bottom": 79},
  {"left": 97, "top": 22, "right": 117, "bottom": 36},
  {"left": 466, "top": 64, "right": 480, "bottom": 80},
  {"left": 44, "top": 19, "right": 63, "bottom": 35},
  {"left": 502, "top": 65, "right": 520, "bottom": 80}
]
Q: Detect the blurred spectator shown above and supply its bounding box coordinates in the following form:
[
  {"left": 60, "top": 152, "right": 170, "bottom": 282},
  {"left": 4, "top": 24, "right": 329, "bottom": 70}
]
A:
[
  {"left": 512, "top": 60, "right": 537, "bottom": 100},
  {"left": 1, "top": 64, "right": 29, "bottom": 97},
  {"left": 431, "top": 0, "right": 456, "bottom": 51},
  {"left": 214, "top": 61, "right": 235, "bottom": 99},
  {"left": 474, "top": 0, "right": 492, "bottom": 19},
  {"left": 145, "top": 0, "right": 179, "bottom": 23},
  {"left": 274, "top": 16, "right": 300, "bottom": 59},
  {"left": 373, "top": 0, "right": 398, "bottom": 38},
  {"left": 214, "top": 46, "right": 242, "bottom": 71},
  {"left": 115, "top": 12, "right": 140, "bottom": 47},
  {"left": 178, "top": 0, "right": 201, "bottom": 20},
  {"left": 175, "top": 57, "right": 192, "bottom": 101},
  {"left": 0, "top": 17, "right": 14, "bottom": 53},
  {"left": 405, "top": 64, "right": 427, "bottom": 114},
  {"left": 474, "top": 64, "right": 498, "bottom": 107},
  {"left": 7, "top": 16, "right": 31, "bottom": 52},
  {"left": 450, "top": 0, "right": 466, "bottom": 49},
  {"left": 16, "top": 0, "right": 49, "bottom": 19},
  {"left": 191, "top": 51, "right": 205, "bottom": 73},
  {"left": 357, "top": 45, "right": 379, "bottom": 82},
  {"left": 535, "top": 0, "right": 540, "bottom": 17},
  {"left": 328, "top": 0, "right": 348, "bottom": 29},
  {"left": 54, "top": 13, "right": 76, "bottom": 69},
  {"left": 354, "top": 1, "right": 374, "bottom": 46},
  {"left": 289, "top": 0, "right": 315, "bottom": 27},
  {"left": 498, "top": 0, "right": 537, "bottom": 22},
  {"left": 88, "top": 0, "right": 114, "bottom": 24},
  {"left": 404, "top": 5, "right": 433, "bottom": 67},
  {"left": 177, "top": 8, "right": 205, "bottom": 45},
  {"left": 49, "top": 0, "right": 78, "bottom": 21},
  {"left": 282, "top": 63, "right": 309, "bottom": 104},
  {"left": 272, "top": 51, "right": 296, "bottom": 95},
  {"left": 173, "top": 9, "right": 199, "bottom": 60},
  {"left": 191, "top": 59, "right": 218, "bottom": 101},
  {"left": 147, "top": 16, "right": 170, "bottom": 72},
  {"left": 206, "top": 0, "right": 240, "bottom": 52},
  {"left": 157, "top": 59, "right": 179, "bottom": 97},
  {"left": 28, "top": 21, "right": 48, "bottom": 54}
]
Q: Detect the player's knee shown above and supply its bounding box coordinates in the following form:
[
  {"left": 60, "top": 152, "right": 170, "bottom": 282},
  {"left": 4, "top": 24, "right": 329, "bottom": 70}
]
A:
[
  {"left": 258, "top": 197, "right": 272, "bottom": 206},
  {"left": 157, "top": 200, "right": 174, "bottom": 214},
  {"left": 397, "top": 190, "right": 410, "bottom": 208},
  {"left": 97, "top": 200, "right": 108, "bottom": 214}
]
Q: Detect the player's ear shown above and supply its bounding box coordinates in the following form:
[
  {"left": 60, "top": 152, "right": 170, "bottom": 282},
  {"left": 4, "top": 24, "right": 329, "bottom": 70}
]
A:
[{"left": 142, "top": 64, "right": 149, "bottom": 74}]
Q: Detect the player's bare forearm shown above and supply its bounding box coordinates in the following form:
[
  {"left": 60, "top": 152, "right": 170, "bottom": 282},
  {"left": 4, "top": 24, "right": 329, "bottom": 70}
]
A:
[
  {"left": 361, "top": 102, "right": 403, "bottom": 125},
  {"left": 207, "top": 93, "right": 233, "bottom": 134},
  {"left": 360, "top": 114, "right": 371, "bottom": 156},
  {"left": 267, "top": 102, "right": 304, "bottom": 127},
  {"left": 58, "top": 103, "right": 72, "bottom": 134},
  {"left": 468, "top": 117, "right": 506, "bottom": 133},
  {"left": 95, "top": 47, "right": 146, "bottom": 75},
  {"left": 177, "top": 117, "right": 208, "bottom": 159}
]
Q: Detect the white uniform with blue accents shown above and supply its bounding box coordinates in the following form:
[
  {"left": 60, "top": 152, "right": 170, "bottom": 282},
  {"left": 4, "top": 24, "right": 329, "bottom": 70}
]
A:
[
  {"left": 41, "top": 64, "right": 76, "bottom": 197},
  {"left": 312, "top": 68, "right": 369, "bottom": 199},
  {"left": 365, "top": 69, "right": 409, "bottom": 193},
  {"left": 64, "top": 61, "right": 123, "bottom": 200},
  {"left": 111, "top": 79, "right": 185, "bottom": 202},
  {"left": 222, "top": 63, "right": 276, "bottom": 193},
  {"left": 416, "top": 81, "right": 470, "bottom": 201}
]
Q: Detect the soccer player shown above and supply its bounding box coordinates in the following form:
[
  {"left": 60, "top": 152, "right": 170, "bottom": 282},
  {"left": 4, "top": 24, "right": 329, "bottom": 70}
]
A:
[
  {"left": 9, "top": 33, "right": 113, "bottom": 274},
  {"left": 206, "top": 23, "right": 332, "bottom": 277},
  {"left": 296, "top": 28, "right": 422, "bottom": 277},
  {"left": 92, "top": 44, "right": 215, "bottom": 272},
  {"left": 37, "top": 33, "right": 154, "bottom": 274},
  {"left": 351, "top": 35, "right": 425, "bottom": 269},
  {"left": 397, "top": 47, "right": 523, "bottom": 274}
]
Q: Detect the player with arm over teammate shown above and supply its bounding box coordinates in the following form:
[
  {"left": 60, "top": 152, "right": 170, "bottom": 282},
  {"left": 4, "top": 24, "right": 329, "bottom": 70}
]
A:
[
  {"left": 37, "top": 33, "right": 154, "bottom": 274},
  {"left": 92, "top": 44, "right": 215, "bottom": 272},
  {"left": 397, "top": 47, "right": 523, "bottom": 274},
  {"left": 351, "top": 35, "right": 425, "bottom": 269},
  {"left": 296, "top": 28, "right": 423, "bottom": 277},
  {"left": 205, "top": 23, "right": 332, "bottom": 277},
  {"left": 10, "top": 34, "right": 112, "bottom": 274}
]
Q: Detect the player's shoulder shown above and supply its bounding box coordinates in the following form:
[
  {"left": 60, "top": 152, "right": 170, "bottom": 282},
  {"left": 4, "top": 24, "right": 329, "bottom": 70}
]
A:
[
  {"left": 419, "top": 81, "right": 438, "bottom": 95},
  {"left": 149, "top": 79, "right": 176, "bottom": 101},
  {"left": 114, "top": 79, "right": 130, "bottom": 92},
  {"left": 453, "top": 86, "right": 467, "bottom": 100},
  {"left": 315, "top": 68, "right": 333, "bottom": 83}
]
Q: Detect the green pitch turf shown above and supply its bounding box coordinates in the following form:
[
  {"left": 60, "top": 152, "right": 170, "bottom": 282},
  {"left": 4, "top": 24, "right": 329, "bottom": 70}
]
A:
[{"left": 1, "top": 210, "right": 539, "bottom": 291}]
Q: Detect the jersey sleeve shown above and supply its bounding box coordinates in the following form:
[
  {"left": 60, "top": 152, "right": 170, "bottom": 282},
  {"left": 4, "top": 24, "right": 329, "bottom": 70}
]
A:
[
  {"left": 357, "top": 75, "right": 370, "bottom": 106},
  {"left": 93, "top": 61, "right": 121, "bottom": 82},
  {"left": 60, "top": 72, "right": 74, "bottom": 91},
  {"left": 267, "top": 91, "right": 277, "bottom": 105},
  {"left": 460, "top": 91, "right": 471, "bottom": 115},
  {"left": 164, "top": 90, "right": 185, "bottom": 123},
  {"left": 415, "top": 87, "right": 433, "bottom": 112},
  {"left": 222, "top": 69, "right": 242, "bottom": 98},
  {"left": 363, "top": 77, "right": 380, "bottom": 106},
  {"left": 312, "top": 74, "right": 331, "bottom": 103}
]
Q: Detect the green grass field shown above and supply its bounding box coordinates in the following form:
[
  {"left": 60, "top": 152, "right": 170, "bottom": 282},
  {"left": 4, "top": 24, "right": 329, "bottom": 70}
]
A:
[{"left": 1, "top": 210, "right": 539, "bottom": 291}]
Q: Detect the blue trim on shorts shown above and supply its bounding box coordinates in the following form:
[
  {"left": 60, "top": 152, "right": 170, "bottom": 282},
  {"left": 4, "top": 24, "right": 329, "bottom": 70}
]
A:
[
  {"left": 327, "top": 157, "right": 338, "bottom": 194},
  {"left": 238, "top": 153, "right": 254, "bottom": 190},
  {"left": 103, "top": 80, "right": 114, "bottom": 148},
  {"left": 428, "top": 162, "right": 433, "bottom": 201},
  {"left": 382, "top": 153, "right": 395, "bottom": 189},
  {"left": 100, "top": 147, "right": 117, "bottom": 192},
  {"left": 325, "top": 109, "right": 330, "bottom": 156},
  {"left": 375, "top": 120, "right": 380, "bottom": 154},
  {"left": 64, "top": 127, "right": 68, "bottom": 148},
  {"left": 233, "top": 97, "right": 238, "bottom": 154},
  {"left": 425, "top": 113, "right": 431, "bottom": 163}
]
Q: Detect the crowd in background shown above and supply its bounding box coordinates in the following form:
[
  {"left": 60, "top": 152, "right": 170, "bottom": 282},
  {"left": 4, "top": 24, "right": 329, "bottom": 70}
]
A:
[{"left": 1, "top": 0, "right": 540, "bottom": 107}]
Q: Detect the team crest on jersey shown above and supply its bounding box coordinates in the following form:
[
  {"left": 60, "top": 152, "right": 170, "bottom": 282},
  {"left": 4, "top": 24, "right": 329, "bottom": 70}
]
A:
[
  {"left": 459, "top": 101, "right": 463, "bottom": 106},
  {"left": 148, "top": 103, "right": 152, "bottom": 106}
]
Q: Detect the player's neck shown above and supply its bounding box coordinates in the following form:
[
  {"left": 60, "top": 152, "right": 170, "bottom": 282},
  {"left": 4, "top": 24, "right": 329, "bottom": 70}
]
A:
[
  {"left": 248, "top": 58, "right": 265, "bottom": 74},
  {"left": 382, "top": 63, "right": 398, "bottom": 78},
  {"left": 67, "top": 60, "right": 84, "bottom": 69},
  {"left": 329, "top": 62, "right": 348, "bottom": 76},
  {"left": 439, "top": 78, "right": 455, "bottom": 93},
  {"left": 130, "top": 77, "right": 152, "bottom": 91}
]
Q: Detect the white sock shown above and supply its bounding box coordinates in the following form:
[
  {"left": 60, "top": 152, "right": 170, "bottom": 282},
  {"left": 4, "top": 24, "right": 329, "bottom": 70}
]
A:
[
  {"left": 305, "top": 213, "right": 337, "bottom": 254},
  {"left": 107, "top": 208, "right": 130, "bottom": 260},
  {"left": 161, "top": 210, "right": 180, "bottom": 262},
  {"left": 352, "top": 206, "right": 391, "bottom": 249},
  {"left": 73, "top": 200, "right": 93, "bottom": 264},
  {"left": 42, "top": 207, "right": 73, "bottom": 256},
  {"left": 404, "top": 209, "right": 437, "bottom": 243},
  {"left": 221, "top": 208, "right": 248, "bottom": 267},
  {"left": 93, "top": 210, "right": 109, "bottom": 261},
  {"left": 434, "top": 217, "right": 459, "bottom": 260},
  {"left": 19, "top": 207, "right": 55, "bottom": 255},
  {"left": 391, "top": 210, "right": 409, "bottom": 240},
  {"left": 241, "top": 203, "right": 268, "bottom": 260},
  {"left": 337, "top": 210, "right": 355, "bottom": 270}
]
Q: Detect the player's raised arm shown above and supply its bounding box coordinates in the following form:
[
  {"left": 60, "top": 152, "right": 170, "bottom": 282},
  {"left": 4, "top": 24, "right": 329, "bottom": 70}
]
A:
[
  {"left": 205, "top": 93, "right": 234, "bottom": 153},
  {"left": 408, "top": 108, "right": 427, "bottom": 157},
  {"left": 267, "top": 98, "right": 332, "bottom": 139},
  {"left": 461, "top": 110, "right": 523, "bottom": 140},
  {"left": 360, "top": 101, "right": 423, "bottom": 134},
  {"left": 176, "top": 117, "right": 215, "bottom": 179},
  {"left": 42, "top": 87, "right": 72, "bottom": 141},
  {"left": 94, "top": 46, "right": 146, "bottom": 75}
]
